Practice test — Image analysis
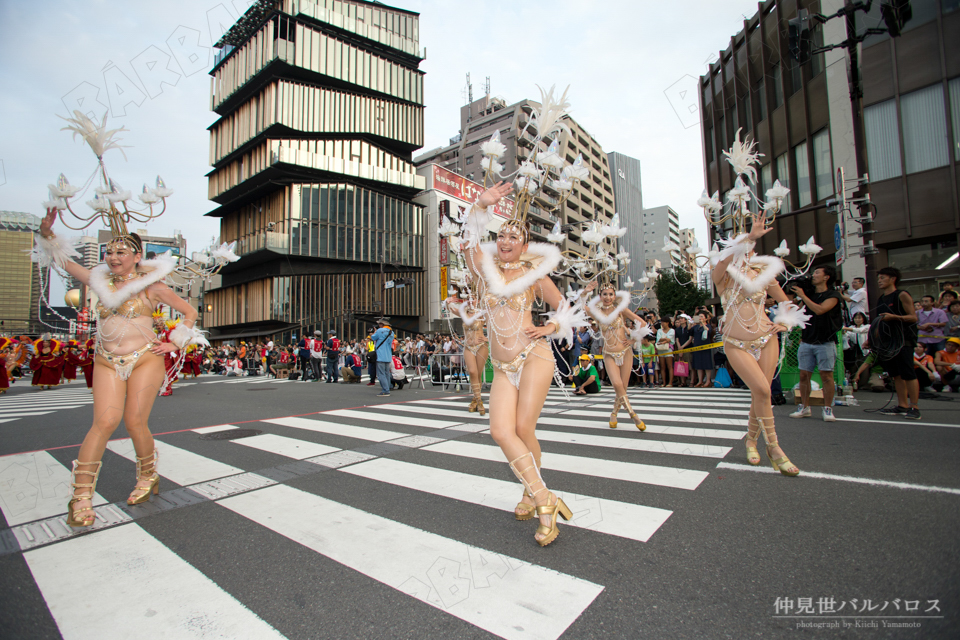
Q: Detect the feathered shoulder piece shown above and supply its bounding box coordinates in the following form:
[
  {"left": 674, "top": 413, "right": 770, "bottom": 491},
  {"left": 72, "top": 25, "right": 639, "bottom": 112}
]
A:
[
  {"left": 88, "top": 254, "right": 177, "bottom": 310},
  {"left": 710, "top": 233, "right": 755, "bottom": 267},
  {"left": 586, "top": 291, "right": 631, "bottom": 326},
  {"left": 478, "top": 242, "right": 561, "bottom": 299},
  {"left": 725, "top": 254, "right": 784, "bottom": 294},
  {"left": 447, "top": 299, "right": 485, "bottom": 327}
]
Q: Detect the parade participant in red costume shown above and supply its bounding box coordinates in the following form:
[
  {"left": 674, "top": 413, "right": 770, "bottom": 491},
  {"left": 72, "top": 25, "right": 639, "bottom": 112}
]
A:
[
  {"left": 0, "top": 337, "right": 11, "bottom": 393},
  {"left": 11, "top": 336, "right": 30, "bottom": 378},
  {"left": 76, "top": 339, "right": 95, "bottom": 392},
  {"left": 62, "top": 340, "right": 80, "bottom": 384},
  {"left": 189, "top": 345, "right": 203, "bottom": 377},
  {"left": 157, "top": 318, "right": 180, "bottom": 396},
  {"left": 31, "top": 335, "right": 64, "bottom": 389}
]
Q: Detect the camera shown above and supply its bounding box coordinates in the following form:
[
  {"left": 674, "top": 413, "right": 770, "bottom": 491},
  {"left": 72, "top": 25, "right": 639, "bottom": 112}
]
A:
[{"left": 783, "top": 276, "right": 813, "bottom": 296}]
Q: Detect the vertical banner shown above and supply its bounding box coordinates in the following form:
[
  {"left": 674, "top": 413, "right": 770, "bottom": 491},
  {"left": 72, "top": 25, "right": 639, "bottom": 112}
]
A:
[
  {"left": 439, "top": 265, "right": 449, "bottom": 319},
  {"left": 439, "top": 237, "right": 448, "bottom": 264}
]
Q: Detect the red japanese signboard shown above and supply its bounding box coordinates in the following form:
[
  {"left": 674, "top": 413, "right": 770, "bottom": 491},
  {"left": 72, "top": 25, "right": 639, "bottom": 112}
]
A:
[
  {"left": 431, "top": 165, "right": 513, "bottom": 219},
  {"left": 439, "top": 237, "right": 448, "bottom": 263}
]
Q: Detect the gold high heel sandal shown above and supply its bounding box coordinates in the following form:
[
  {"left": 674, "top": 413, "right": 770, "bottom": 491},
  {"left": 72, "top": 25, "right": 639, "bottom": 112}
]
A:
[
  {"left": 758, "top": 416, "right": 799, "bottom": 476},
  {"left": 468, "top": 397, "right": 478, "bottom": 412},
  {"left": 514, "top": 454, "right": 541, "bottom": 521},
  {"left": 622, "top": 396, "right": 646, "bottom": 431},
  {"left": 127, "top": 448, "right": 160, "bottom": 505},
  {"left": 509, "top": 452, "right": 570, "bottom": 546},
  {"left": 609, "top": 396, "right": 621, "bottom": 429},
  {"left": 745, "top": 416, "right": 761, "bottom": 465},
  {"left": 66, "top": 459, "right": 102, "bottom": 528}
]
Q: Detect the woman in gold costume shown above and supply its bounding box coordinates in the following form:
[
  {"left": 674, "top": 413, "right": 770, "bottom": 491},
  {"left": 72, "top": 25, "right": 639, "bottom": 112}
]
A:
[{"left": 35, "top": 208, "right": 207, "bottom": 527}]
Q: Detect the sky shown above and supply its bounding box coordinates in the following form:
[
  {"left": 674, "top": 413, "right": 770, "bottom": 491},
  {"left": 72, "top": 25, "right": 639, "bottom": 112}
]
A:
[{"left": 0, "top": 0, "right": 762, "bottom": 259}]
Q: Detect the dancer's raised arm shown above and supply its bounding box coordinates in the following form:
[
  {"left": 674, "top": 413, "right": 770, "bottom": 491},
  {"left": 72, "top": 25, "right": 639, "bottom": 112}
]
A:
[
  {"left": 462, "top": 181, "right": 513, "bottom": 278},
  {"left": 36, "top": 208, "right": 89, "bottom": 285}
]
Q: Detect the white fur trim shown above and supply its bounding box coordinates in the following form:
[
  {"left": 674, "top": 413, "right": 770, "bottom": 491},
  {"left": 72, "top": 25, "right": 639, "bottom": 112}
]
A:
[
  {"left": 725, "top": 255, "right": 784, "bottom": 294},
  {"left": 168, "top": 323, "right": 210, "bottom": 349},
  {"left": 87, "top": 255, "right": 177, "bottom": 310},
  {"left": 586, "top": 291, "right": 631, "bottom": 326},
  {"left": 30, "top": 234, "right": 80, "bottom": 269},
  {"left": 772, "top": 301, "right": 811, "bottom": 329},
  {"left": 542, "top": 299, "right": 589, "bottom": 344},
  {"left": 477, "top": 242, "right": 561, "bottom": 299}
]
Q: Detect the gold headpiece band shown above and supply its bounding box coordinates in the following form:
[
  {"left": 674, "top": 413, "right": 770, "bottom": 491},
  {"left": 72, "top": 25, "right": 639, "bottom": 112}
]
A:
[{"left": 105, "top": 234, "right": 142, "bottom": 254}]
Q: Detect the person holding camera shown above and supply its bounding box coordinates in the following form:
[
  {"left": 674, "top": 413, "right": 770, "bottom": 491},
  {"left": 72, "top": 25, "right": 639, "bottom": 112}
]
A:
[
  {"left": 789, "top": 265, "right": 844, "bottom": 422},
  {"left": 841, "top": 277, "right": 868, "bottom": 319}
]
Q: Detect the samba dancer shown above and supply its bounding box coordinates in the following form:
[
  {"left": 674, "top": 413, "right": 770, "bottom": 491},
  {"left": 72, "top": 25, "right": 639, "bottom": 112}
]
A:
[
  {"left": 584, "top": 280, "right": 649, "bottom": 429},
  {"left": 446, "top": 286, "right": 489, "bottom": 415},
  {"left": 35, "top": 212, "right": 207, "bottom": 526},
  {"left": 461, "top": 182, "right": 587, "bottom": 546}
]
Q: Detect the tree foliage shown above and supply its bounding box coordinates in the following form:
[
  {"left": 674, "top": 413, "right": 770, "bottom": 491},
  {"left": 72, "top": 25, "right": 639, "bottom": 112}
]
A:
[{"left": 651, "top": 268, "right": 709, "bottom": 316}]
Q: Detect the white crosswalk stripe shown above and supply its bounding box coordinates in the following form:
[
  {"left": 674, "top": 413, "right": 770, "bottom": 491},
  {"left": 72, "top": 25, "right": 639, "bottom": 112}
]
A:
[
  {"left": 2, "top": 386, "right": 746, "bottom": 640},
  {"left": 0, "top": 387, "right": 93, "bottom": 426}
]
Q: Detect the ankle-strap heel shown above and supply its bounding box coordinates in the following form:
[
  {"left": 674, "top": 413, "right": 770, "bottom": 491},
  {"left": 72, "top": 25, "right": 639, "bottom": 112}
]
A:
[
  {"left": 509, "top": 452, "right": 567, "bottom": 546},
  {"left": 514, "top": 454, "right": 541, "bottom": 521},
  {"left": 128, "top": 448, "right": 160, "bottom": 505},
  {"left": 609, "top": 396, "right": 621, "bottom": 429},
  {"left": 622, "top": 396, "right": 646, "bottom": 431},
  {"left": 745, "top": 417, "right": 761, "bottom": 465},
  {"left": 67, "top": 460, "right": 102, "bottom": 528},
  {"left": 758, "top": 417, "right": 799, "bottom": 476}
]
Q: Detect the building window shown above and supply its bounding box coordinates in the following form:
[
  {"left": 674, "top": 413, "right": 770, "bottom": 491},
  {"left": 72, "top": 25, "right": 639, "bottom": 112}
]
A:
[
  {"left": 901, "top": 83, "right": 949, "bottom": 174},
  {"left": 946, "top": 0, "right": 960, "bottom": 14},
  {"left": 706, "top": 127, "right": 715, "bottom": 162},
  {"left": 465, "top": 155, "right": 473, "bottom": 165},
  {"left": 794, "top": 142, "right": 811, "bottom": 207},
  {"left": 771, "top": 65, "right": 783, "bottom": 109},
  {"left": 951, "top": 77, "right": 960, "bottom": 159},
  {"left": 719, "top": 116, "right": 727, "bottom": 151},
  {"left": 743, "top": 94, "right": 752, "bottom": 132},
  {"left": 775, "top": 152, "right": 791, "bottom": 213},
  {"left": 761, "top": 163, "right": 772, "bottom": 198},
  {"left": 887, "top": 238, "right": 959, "bottom": 273},
  {"left": 756, "top": 79, "right": 767, "bottom": 121},
  {"left": 789, "top": 60, "right": 802, "bottom": 96},
  {"left": 812, "top": 129, "right": 833, "bottom": 202},
  {"left": 864, "top": 99, "right": 903, "bottom": 181},
  {"left": 731, "top": 103, "right": 739, "bottom": 134},
  {"left": 810, "top": 25, "right": 825, "bottom": 77}
]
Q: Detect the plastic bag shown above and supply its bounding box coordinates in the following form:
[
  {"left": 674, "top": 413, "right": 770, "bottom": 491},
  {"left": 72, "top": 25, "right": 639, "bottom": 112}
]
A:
[{"left": 714, "top": 366, "right": 732, "bottom": 388}]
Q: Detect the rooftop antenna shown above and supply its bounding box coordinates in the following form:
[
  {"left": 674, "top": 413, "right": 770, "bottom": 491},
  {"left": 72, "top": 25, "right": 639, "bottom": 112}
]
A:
[{"left": 484, "top": 76, "right": 491, "bottom": 99}]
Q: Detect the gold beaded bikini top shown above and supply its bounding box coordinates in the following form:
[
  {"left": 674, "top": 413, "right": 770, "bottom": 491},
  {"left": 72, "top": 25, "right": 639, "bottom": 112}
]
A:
[
  {"left": 96, "top": 296, "right": 152, "bottom": 320},
  {"left": 721, "top": 286, "right": 766, "bottom": 308},
  {"left": 484, "top": 287, "right": 535, "bottom": 313}
]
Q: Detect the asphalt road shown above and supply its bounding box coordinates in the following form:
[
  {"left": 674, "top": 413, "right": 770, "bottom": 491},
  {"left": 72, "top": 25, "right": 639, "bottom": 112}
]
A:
[{"left": 0, "top": 372, "right": 957, "bottom": 640}]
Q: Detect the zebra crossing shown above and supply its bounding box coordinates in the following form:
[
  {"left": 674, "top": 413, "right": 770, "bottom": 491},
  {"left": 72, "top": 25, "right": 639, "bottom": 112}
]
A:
[
  {"left": 1, "top": 386, "right": 751, "bottom": 640},
  {"left": 0, "top": 386, "right": 94, "bottom": 425}
]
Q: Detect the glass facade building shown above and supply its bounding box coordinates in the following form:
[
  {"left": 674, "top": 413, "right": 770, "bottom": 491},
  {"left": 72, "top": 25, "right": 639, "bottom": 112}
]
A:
[{"left": 205, "top": 0, "right": 425, "bottom": 342}]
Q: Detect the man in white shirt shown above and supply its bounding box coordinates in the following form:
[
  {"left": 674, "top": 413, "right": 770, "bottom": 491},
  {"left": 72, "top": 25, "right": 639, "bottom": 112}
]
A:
[{"left": 843, "top": 277, "right": 868, "bottom": 318}]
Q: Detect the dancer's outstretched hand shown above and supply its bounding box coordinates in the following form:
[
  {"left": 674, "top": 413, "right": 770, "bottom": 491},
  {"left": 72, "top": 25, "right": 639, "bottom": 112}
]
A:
[
  {"left": 40, "top": 208, "right": 57, "bottom": 237},
  {"left": 747, "top": 211, "right": 774, "bottom": 242},
  {"left": 477, "top": 181, "right": 513, "bottom": 209}
]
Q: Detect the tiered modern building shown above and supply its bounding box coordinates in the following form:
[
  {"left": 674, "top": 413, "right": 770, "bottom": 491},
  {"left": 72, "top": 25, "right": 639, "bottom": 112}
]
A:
[
  {"left": 204, "top": 0, "right": 426, "bottom": 341},
  {"left": 700, "top": 0, "right": 959, "bottom": 301}
]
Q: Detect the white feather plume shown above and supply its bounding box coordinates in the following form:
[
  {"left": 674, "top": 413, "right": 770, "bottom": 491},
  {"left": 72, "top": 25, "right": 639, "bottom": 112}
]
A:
[
  {"left": 722, "top": 128, "right": 761, "bottom": 184},
  {"left": 210, "top": 242, "right": 240, "bottom": 264},
  {"left": 772, "top": 301, "right": 812, "bottom": 329},
  {"left": 59, "top": 110, "right": 129, "bottom": 160},
  {"left": 29, "top": 234, "right": 81, "bottom": 269},
  {"left": 543, "top": 298, "right": 589, "bottom": 345},
  {"left": 531, "top": 84, "right": 572, "bottom": 139}
]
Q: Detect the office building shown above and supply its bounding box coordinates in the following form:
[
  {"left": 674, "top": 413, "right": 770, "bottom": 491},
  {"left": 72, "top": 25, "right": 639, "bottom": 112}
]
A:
[
  {"left": 607, "top": 151, "right": 644, "bottom": 287},
  {"left": 699, "top": 0, "right": 959, "bottom": 301},
  {"left": 678, "top": 228, "right": 700, "bottom": 275},
  {"left": 204, "top": 0, "right": 426, "bottom": 342},
  {"left": 0, "top": 212, "right": 46, "bottom": 334},
  {"left": 639, "top": 205, "right": 682, "bottom": 272},
  {"left": 415, "top": 93, "right": 618, "bottom": 268}
]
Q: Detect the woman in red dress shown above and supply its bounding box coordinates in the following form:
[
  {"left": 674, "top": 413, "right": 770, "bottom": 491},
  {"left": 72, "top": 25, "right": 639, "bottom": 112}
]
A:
[
  {"left": 76, "top": 338, "right": 95, "bottom": 391},
  {"left": 31, "top": 336, "right": 64, "bottom": 390},
  {"left": 62, "top": 340, "right": 80, "bottom": 384}
]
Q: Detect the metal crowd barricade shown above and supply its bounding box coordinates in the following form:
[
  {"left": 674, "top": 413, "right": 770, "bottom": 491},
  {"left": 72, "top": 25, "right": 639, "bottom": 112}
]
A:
[{"left": 410, "top": 351, "right": 470, "bottom": 391}]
